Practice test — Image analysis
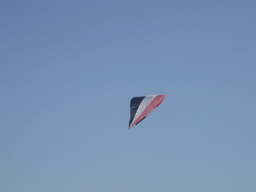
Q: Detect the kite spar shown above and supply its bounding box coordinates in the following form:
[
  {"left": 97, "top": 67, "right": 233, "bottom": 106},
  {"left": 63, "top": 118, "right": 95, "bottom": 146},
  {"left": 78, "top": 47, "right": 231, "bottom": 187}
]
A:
[{"left": 129, "top": 94, "right": 166, "bottom": 129}]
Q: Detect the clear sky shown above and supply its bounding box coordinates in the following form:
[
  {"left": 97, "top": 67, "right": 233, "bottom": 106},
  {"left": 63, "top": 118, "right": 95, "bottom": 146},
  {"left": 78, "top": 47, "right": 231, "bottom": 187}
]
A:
[{"left": 1, "top": 1, "right": 255, "bottom": 191}]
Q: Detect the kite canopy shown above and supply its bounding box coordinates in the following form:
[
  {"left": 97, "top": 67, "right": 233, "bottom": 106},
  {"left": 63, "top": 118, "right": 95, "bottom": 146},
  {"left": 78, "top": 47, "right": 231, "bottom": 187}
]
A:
[{"left": 129, "top": 94, "right": 166, "bottom": 129}]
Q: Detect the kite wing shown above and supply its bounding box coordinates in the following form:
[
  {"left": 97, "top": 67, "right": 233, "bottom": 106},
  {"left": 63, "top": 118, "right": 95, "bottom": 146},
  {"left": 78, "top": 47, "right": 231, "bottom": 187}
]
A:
[{"left": 129, "top": 94, "right": 166, "bottom": 129}]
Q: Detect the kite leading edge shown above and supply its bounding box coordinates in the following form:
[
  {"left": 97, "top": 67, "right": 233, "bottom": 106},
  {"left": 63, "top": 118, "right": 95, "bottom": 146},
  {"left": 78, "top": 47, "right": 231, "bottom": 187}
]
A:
[{"left": 129, "top": 94, "right": 166, "bottom": 129}]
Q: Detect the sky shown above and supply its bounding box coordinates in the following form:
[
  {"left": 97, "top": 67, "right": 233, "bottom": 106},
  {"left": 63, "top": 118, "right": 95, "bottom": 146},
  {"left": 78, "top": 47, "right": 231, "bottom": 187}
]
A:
[{"left": 0, "top": 0, "right": 255, "bottom": 191}]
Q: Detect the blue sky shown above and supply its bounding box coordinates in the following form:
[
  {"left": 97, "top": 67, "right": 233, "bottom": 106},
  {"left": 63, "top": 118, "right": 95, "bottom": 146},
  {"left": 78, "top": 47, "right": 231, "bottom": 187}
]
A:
[{"left": 1, "top": 1, "right": 255, "bottom": 191}]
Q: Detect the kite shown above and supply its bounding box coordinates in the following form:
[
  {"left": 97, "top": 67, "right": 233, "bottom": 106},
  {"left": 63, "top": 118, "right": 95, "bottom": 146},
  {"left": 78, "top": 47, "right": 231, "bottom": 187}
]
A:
[{"left": 129, "top": 94, "right": 166, "bottom": 129}]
